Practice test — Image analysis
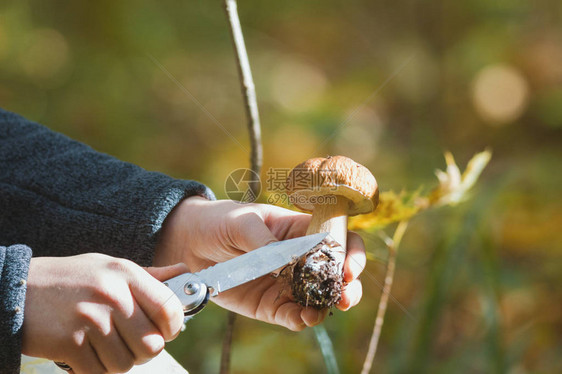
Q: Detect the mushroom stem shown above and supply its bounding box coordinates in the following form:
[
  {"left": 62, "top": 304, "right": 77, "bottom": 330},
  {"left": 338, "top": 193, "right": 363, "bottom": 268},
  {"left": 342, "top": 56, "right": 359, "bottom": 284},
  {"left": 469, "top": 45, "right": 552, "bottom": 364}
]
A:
[{"left": 305, "top": 195, "right": 349, "bottom": 273}]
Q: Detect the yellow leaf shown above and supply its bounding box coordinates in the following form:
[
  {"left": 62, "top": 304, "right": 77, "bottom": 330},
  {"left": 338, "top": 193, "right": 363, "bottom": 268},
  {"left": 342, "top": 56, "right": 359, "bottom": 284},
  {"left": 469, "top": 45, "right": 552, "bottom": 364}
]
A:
[{"left": 349, "top": 191, "right": 421, "bottom": 231}]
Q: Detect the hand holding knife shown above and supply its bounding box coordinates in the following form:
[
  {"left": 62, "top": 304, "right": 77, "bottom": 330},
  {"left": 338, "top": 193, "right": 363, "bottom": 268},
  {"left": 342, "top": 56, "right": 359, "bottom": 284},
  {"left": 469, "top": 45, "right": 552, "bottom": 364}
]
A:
[{"left": 55, "top": 233, "right": 328, "bottom": 371}]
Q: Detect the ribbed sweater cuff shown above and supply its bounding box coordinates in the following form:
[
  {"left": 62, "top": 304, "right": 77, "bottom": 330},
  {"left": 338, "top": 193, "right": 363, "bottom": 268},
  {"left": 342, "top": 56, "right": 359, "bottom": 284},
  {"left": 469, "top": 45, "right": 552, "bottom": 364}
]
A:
[{"left": 0, "top": 245, "right": 32, "bottom": 373}]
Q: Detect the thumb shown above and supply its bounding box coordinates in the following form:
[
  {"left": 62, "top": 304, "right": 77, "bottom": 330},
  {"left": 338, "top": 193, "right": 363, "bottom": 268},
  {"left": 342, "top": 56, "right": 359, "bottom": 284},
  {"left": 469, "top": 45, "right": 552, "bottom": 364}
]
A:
[
  {"left": 144, "top": 263, "right": 189, "bottom": 282},
  {"left": 232, "top": 212, "right": 278, "bottom": 253}
]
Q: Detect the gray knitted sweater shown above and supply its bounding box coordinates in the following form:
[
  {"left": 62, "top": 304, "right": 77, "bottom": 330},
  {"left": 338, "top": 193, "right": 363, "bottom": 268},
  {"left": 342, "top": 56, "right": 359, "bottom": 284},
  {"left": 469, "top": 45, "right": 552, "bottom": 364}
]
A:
[{"left": 0, "top": 108, "right": 215, "bottom": 373}]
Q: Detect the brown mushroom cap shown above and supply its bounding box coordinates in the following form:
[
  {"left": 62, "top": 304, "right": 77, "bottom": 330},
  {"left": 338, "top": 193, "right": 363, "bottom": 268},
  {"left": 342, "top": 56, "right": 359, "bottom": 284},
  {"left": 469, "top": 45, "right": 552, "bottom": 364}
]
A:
[{"left": 286, "top": 155, "right": 379, "bottom": 216}]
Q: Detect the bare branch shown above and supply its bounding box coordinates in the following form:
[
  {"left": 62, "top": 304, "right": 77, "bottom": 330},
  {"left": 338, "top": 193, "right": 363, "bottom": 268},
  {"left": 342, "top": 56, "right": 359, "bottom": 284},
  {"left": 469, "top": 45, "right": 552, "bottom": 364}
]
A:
[
  {"left": 224, "top": 0, "right": 263, "bottom": 196},
  {"left": 361, "top": 221, "right": 409, "bottom": 374},
  {"left": 220, "top": 312, "right": 237, "bottom": 374},
  {"left": 220, "top": 1, "right": 264, "bottom": 373}
]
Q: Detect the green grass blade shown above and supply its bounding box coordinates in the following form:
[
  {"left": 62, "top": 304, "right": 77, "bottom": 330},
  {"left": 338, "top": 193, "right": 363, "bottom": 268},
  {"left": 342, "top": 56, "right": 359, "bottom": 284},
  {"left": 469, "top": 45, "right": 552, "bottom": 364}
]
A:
[{"left": 314, "top": 325, "right": 340, "bottom": 374}]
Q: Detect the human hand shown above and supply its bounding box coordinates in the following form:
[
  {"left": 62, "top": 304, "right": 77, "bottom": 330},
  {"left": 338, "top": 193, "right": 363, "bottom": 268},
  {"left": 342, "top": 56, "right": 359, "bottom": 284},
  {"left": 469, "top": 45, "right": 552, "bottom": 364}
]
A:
[
  {"left": 22, "top": 253, "right": 187, "bottom": 374},
  {"left": 155, "top": 197, "right": 366, "bottom": 331}
]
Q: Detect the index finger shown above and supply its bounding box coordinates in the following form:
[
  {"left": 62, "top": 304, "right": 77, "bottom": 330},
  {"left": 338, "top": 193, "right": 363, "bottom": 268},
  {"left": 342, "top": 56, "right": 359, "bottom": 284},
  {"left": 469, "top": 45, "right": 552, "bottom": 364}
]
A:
[
  {"left": 127, "top": 263, "right": 185, "bottom": 341},
  {"left": 343, "top": 231, "right": 366, "bottom": 283}
]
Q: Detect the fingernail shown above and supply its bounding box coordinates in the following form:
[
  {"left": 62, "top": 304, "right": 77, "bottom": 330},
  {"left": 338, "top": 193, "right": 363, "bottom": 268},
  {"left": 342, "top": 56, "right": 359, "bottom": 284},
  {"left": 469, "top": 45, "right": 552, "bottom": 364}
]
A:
[
  {"left": 315, "top": 312, "right": 323, "bottom": 324},
  {"left": 174, "top": 263, "right": 189, "bottom": 271},
  {"left": 143, "top": 334, "right": 165, "bottom": 352},
  {"left": 337, "top": 296, "right": 351, "bottom": 311}
]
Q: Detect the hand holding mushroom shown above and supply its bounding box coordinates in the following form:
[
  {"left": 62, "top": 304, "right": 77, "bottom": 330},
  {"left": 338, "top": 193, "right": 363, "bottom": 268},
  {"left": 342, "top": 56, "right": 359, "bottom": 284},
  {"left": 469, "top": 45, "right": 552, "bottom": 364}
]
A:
[
  {"left": 287, "top": 156, "right": 378, "bottom": 309},
  {"left": 154, "top": 195, "right": 366, "bottom": 330}
]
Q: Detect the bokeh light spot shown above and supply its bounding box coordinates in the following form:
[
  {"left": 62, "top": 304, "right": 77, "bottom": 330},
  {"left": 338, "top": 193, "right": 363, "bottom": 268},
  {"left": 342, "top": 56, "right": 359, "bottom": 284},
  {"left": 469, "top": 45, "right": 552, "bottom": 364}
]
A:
[
  {"left": 334, "top": 107, "right": 384, "bottom": 163},
  {"left": 270, "top": 58, "right": 328, "bottom": 112},
  {"left": 19, "top": 28, "right": 70, "bottom": 83},
  {"left": 471, "top": 64, "right": 529, "bottom": 126},
  {"left": 269, "top": 125, "right": 318, "bottom": 168}
]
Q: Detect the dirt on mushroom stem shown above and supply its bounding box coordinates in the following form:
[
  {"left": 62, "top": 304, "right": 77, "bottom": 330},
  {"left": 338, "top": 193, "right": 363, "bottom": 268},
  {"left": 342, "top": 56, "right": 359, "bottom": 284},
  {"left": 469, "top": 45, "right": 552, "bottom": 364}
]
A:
[{"left": 290, "top": 239, "right": 344, "bottom": 309}]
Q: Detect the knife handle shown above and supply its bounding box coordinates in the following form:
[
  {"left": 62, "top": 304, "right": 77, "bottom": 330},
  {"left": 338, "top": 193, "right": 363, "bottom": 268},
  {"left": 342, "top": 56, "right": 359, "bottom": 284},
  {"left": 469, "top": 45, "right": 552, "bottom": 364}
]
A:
[{"left": 163, "top": 272, "right": 210, "bottom": 317}]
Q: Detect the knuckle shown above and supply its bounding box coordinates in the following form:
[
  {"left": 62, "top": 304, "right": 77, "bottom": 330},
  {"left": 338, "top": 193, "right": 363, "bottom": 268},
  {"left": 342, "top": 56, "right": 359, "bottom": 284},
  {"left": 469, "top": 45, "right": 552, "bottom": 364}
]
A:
[
  {"left": 79, "top": 310, "right": 110, "bottom": 336},
  {"left": 87, "top": 279, "right": 134, "bottom": 317},
  {"left": 106, "top": 293, "right": 132, "bottom": 317},
  {"left": 88, "top": 273, "right": 116, "bottom": 296},
  {"left": 106, "top": 258, "right": 135, "bottom": 274},
  {"left": 69, "top": 329, "right": 87, "bottom": 351},
  {"left": 112, "top": 355, "right": 135, "bottom": 373},
  {"left": 229, "top": 210, "right": 258, "bottom": 234},
  {"left": 254, "top": 308, "right": 271, "bottom": 324},
  {"left": 75, "top": 303, "right": 96, "bottom": 324},
  {"left": 90, "top": 285, "right": 128, "bottom": 314},
  {"left": 83, "top": 252, "right": 108, "bottom": 262}
]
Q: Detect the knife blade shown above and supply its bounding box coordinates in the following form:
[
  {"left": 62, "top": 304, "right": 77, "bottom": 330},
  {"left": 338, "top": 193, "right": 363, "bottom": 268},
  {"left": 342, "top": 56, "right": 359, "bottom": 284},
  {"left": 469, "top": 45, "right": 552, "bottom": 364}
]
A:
[{"left": 197, "top": 232, "right": 328, "bottom": 296}]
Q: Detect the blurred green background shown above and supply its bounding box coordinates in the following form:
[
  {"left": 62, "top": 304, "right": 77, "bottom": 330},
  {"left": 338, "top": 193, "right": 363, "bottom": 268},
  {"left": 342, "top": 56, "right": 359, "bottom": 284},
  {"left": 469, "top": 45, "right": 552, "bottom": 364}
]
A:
[{"left": 1, "top": 0, "right": 561, "bottom": 373}]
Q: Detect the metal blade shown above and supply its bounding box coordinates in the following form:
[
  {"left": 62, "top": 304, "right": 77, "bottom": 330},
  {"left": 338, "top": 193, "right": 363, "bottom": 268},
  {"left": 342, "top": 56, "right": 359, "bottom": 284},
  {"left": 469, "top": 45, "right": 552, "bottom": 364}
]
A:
[{"left": 196, "top": 232, "right": 328, "bottom": 296}]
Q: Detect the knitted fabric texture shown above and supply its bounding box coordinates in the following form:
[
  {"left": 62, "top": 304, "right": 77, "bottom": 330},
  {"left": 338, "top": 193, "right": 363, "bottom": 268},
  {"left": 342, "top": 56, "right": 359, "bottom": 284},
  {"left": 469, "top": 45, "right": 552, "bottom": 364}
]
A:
[
  {"left": 0, "top": 107, "right": 215, "bottom": 373},
  {"left": 0, "top": 245, "right": 32, "bottom": 373}
]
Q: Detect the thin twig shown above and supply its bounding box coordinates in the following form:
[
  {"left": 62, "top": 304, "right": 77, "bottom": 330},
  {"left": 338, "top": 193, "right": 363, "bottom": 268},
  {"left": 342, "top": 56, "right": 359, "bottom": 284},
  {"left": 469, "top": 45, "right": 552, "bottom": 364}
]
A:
[
  {"left": 361, "top": 221, "right": 409, "bottom": 374},
  {"left": 220, "top": 312, "right": 237, "bottom": 374},
  {"left": 224, "top": 0, "right": 263, "bottom": 197},
  {"left": 220, "top": 1, "right": 264, "bottom": 373}
]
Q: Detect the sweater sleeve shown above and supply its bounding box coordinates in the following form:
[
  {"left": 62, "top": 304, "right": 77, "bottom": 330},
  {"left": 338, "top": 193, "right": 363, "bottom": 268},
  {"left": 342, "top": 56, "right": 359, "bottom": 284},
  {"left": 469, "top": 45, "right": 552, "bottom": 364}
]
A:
[
  {"left": 0, "top": 107, "right": 215, "bottom": 266},
  {"left": 0, "top": 245, "right": 32, "bottom": 374}
]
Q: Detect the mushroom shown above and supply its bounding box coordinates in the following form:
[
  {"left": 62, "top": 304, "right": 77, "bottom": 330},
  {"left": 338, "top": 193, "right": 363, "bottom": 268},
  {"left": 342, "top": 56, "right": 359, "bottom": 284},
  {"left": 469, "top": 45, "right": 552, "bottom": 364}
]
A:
[{"left": 286, "top": 155, "right": 378, "bottom": 308}]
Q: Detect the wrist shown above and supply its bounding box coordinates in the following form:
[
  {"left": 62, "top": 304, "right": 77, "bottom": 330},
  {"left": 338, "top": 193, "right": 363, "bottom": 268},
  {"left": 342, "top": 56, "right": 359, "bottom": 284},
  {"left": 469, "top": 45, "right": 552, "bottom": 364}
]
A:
[{"left": 153, "top": 195, "right": 208, "bottom": 266}]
